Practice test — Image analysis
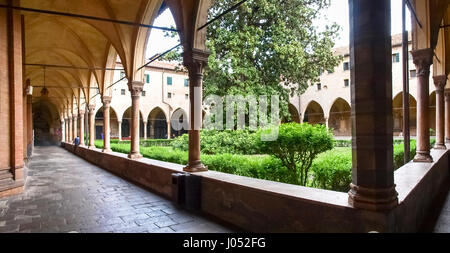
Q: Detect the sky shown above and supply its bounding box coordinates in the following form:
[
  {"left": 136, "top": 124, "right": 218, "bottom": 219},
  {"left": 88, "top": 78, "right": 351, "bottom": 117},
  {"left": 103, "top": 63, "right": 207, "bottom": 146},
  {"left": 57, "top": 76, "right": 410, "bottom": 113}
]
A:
[{"left": 146, "top": 0, "right": 412, "bottom": 58}]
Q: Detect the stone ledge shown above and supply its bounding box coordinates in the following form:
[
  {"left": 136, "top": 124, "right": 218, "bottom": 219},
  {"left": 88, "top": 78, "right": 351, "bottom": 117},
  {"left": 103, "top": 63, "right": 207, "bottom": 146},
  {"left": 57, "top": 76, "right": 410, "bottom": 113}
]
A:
[{"left": 62, "top": 142, "right": 450, "bottom": 232}]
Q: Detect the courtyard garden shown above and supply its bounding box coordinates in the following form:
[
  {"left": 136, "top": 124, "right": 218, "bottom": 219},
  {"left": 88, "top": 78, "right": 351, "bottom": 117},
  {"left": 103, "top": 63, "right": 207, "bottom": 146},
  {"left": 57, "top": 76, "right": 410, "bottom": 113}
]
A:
[{"left": 95, "top": 123, "right": 431, "bottom": 193}]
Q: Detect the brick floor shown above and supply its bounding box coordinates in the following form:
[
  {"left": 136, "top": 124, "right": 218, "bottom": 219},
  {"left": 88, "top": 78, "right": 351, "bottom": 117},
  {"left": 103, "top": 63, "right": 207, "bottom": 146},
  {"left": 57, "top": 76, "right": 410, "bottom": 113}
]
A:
[{"left": 0, "top": 146, "right": 233, "bottom": 233}]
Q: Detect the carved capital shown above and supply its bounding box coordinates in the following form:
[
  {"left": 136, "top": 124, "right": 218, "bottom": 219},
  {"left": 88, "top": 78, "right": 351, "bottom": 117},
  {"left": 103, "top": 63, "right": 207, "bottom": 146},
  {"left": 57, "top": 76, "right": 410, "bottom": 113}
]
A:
[
  {"left": 183, "top": 49, "right": 210, "bottom": 87},
  {"left": 411, "top": 48, "right": 433, "bottom": 78},
  {"left": 79, "top": 110, "right": 85, "bottom": 117},
  {"left": 128, "top": 81, "right": 144, "bottom": 97},
  {"left": 88, "top": 104, "right": 96, "bottom": 114},
  {"left": 433, "top": 75, "right": 447, "bottom": 92},
  {"left": 102, "top": 96, "right": 112, "bottom": 107}
]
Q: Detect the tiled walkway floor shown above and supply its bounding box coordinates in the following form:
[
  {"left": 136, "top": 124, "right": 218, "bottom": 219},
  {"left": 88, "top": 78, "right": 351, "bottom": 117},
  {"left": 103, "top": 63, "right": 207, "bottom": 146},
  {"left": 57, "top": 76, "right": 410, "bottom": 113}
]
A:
[{"left": 0, "top": 146, "right": 233, "bottom": 233}]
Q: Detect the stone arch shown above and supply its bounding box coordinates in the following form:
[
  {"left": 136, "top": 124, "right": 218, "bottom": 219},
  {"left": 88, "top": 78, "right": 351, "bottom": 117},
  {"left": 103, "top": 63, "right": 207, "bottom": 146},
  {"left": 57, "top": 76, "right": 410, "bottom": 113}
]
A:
[
  {"left": 303, "top": 101, "right": 325, "bottom": 125},
  {"left": 329, "top": 98, "right": 351, "bottom": 136},
  {"left": 171, "top": 108, "right": 188, "bottom": 138},
  {"left": 392, "top": 92, "right": 418, "bottom": 137},
  {"left": 95, "top": 106, "right": 119, "bottom": 140},
  {"left": 148, "top": 107, "right": 169, "bottom": 139},
  {"left": 282, "top": 104, "right": 301, "bottom": 123},
  {"left": 121, "top": 107, "right": 145, "bottom": 139}
]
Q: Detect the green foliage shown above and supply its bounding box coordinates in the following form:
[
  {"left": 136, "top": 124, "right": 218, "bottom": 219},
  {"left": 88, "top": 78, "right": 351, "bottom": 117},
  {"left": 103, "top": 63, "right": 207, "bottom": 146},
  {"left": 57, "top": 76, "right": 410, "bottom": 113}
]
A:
[
  {"left": 171, "top": 130, "right": 260, "bottom": 155},
  {"left": 310, "top": 149, "right": 352, "bottom": 192},
  {"left": 257, "top": 123, "right": 334, "bottom": 186}
]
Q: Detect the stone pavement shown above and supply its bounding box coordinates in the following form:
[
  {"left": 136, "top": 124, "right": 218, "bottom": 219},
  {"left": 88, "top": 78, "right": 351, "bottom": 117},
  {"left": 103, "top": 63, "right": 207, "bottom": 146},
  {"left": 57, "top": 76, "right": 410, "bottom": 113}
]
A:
[{"left": 0, "top": 146, "right": 233, "bottom": 233}]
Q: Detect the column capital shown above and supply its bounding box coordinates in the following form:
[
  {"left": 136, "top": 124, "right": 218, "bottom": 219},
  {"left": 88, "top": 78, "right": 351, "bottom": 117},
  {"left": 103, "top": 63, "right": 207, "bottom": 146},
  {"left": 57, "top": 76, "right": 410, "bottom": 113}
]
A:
[
  {"left": 88, "top": 104, "right": 96, "bottom": 113},
  {"left": 433, "top": 75, "right": 447, "bottom": 92},
  {"left": 411, "top": 48, "right": 434, "bottom": 77},
  {"left": 128, "top": 81, "right": 144, "bottom": 97},
  {"left": 183, "top": 49, "right": 210, "bottom": 86},
  {"left": 72, "top": 113, "right": 78, "bottom": 119},
  {"left": 102, "top": 96, "right": 112, "bottom": 107},
  {"left": 79, "top": 110, "right": 85, "bottom": 116}
]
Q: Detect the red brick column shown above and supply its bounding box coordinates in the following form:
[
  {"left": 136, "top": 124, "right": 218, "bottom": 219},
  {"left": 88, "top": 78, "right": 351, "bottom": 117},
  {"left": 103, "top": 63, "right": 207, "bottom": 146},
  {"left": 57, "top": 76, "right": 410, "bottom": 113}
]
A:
[
  {"left": 445, "top": 90, "right": 450, "bottom": 143},
  {"left": 183, "top": 49, "right": 209, "bottom": 172},
  {"left": 412, "top": 49, "right": 434, "bottom": 162},
  {"left": 102, "top": 97, "right": 112, "bottom": 153},
  {"left": 433, "top": 75, "right": 447, "bottom": 150},
  {"left": 88, "top": 105, "right": 96, "bottom": 148},
  {"left": 79, "top": 110, "right": 85, "bottom": 146},
  {"left": 7, "top": 1, "right": 25, "bottom": 180},
  {"left": 347, "top": 0, "right": 398, "bottom": 211},
  {"left": 128, "top": 81, "right": 143, "bottom": 159}
]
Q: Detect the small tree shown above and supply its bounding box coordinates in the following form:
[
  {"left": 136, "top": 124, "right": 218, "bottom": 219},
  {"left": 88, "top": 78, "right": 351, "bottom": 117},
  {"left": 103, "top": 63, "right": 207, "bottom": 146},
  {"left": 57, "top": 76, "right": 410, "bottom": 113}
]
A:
[{"left": 258, "top": 123, "right": 334, "bottom": 186}]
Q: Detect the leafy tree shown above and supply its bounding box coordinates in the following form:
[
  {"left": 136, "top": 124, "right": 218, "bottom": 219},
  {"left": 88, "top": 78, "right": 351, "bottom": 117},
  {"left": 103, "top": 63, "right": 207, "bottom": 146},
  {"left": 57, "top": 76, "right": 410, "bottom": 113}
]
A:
[
  {"left": 258, "top": 123, "right": 334, "bottom": 186},
  {"left": 203, "top": 0, "right": 342, "bottom": 119},
  {"left": 163, "top": 0, "right": 341, "bottom": 121}
]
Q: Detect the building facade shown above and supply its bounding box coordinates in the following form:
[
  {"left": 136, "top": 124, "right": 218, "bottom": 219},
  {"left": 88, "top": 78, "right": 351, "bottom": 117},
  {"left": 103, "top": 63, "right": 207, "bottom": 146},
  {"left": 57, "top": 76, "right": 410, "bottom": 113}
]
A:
[{"left": 290, "top": 34, "right": 435, "bottom": 136}]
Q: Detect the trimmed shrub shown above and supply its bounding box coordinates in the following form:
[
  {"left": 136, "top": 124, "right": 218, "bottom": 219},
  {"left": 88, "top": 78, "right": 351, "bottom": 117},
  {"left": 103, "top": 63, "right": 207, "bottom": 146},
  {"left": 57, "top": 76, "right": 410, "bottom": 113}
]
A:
[
  {"left": 310, "top": 150, "right": 352, "bottom": 192},
  {"left": 257, "top": 123, "right": 334, "bottom": 186}
]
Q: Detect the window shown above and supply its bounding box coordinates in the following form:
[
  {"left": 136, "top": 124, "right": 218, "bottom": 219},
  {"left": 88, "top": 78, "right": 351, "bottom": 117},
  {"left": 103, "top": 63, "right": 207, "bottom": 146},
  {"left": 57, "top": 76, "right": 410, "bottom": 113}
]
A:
[
  {"left": 145, "top": 74, "right": 150, "bottom": 83},
  {"left": 167, "top": 92, "right": 172, "bottom": 98},
  {"left": 317, "top": 83, "right": 322, "bottom": 91},
  {"left": 120, "top": 71, "right": 125, "bottom": 79},
  {"left": 121, "top": 89, "right": 126, "bottom": 95},
  {"left": 185, "top": 94, "right": 189, "bottom": 100},
  {"left": 184, "top": 78, "right": 189, "bottom": 87},
  {"left": 167, "top": 76, "right": 173, "bottom": 85},
  {"left": 392, "top": 53, "right": 400, "bottom": 63},
  {"left": 319, "top": 69, "right": 323, "bottom": 76},
  {"left": 142, "top": 91, "right": 146, "bottom": 97},
  {"left": 343, "top": 62, "right": 350, "bottom": 71},
  {"left": 410, "top": 70, "right": 417, "bottom": 79},
  {"left": 409, "top": 51, "right": 413, "bottom": 61},
  {"left": 344, "top": 79, "right": 349, "bottom": 87}
]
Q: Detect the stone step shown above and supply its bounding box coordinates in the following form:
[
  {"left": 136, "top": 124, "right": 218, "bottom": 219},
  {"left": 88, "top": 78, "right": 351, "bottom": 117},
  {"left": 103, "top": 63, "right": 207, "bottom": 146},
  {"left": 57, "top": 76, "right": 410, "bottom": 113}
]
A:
[
  {"left": 0, "top": 171, "right": 13, "bottom": 181},
  {"left": 0, "top": 178, "right": 24, "bottom": 193}
]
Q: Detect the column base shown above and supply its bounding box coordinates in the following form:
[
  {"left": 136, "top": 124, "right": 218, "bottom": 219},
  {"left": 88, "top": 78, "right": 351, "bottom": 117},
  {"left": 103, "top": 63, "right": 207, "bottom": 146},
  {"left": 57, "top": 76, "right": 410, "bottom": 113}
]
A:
[
  {"left": 348, "top": 183, "right": 398, "bottom": 211},
  {"left": 445, "top": 138, "right": 450, "bottom": 144},
  {"left": 434, "top": 143, "right": 447, "bottom": 150},
  {"left": 89, "top": 145, "right": 96, "bottom": 149},
  {"left": 102, "top": 148, "right": 112, "bottom": 153},
  {"left": 413, "top": 152, "right": 433, "bottom": 163},
  {"left": 128, "top": 152, "right": 143, "bottom": 160},
  {"left": 183, "top": 160, "right": 208, "bottom": 172}
]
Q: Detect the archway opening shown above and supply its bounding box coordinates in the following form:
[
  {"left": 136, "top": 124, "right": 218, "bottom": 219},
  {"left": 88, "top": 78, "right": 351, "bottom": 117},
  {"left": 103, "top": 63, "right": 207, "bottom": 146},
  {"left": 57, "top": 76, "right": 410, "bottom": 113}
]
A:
[
  {"left": 171, "top": 108, "right": 188, "bottom": 138},
  {"left": 121, "top": 107, "right": 144, "bottom": 140},
  {"left": 282, "top": 104, "right": 301, "bottom": 123},
  {"left": 392, "top": 93, "right": 417, "bottom": 136},
  {"left": 303, "top": 101, "right": 325, "bottom": 125},
  {"left": 148, "top": 107, "right": 168, "bottom": 139},
  {"left": 32, "top": 100, "right": 61, "bottom": 146},
  {"left": 95, "top": 107, "right": 119, "bottom": 140},
  {"left": 429, "top": 91, "right": 436, "bottom": 135},
  {"left": 329, "top": 98, "right": 351, "bottom": 136}
]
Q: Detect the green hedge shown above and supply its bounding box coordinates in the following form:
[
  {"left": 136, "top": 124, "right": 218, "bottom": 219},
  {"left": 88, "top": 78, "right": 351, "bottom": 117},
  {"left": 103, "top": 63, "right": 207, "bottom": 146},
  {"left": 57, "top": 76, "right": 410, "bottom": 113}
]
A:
[{"left": 310, "top": 149, "right": 352, "bottom": 192}]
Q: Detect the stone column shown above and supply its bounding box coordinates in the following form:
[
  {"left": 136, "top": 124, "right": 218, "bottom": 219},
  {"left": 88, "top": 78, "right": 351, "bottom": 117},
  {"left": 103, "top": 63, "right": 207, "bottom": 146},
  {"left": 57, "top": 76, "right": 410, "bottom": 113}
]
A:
[
  {"left": 412, "top": 49, "right": 434, "bottom": 162},
  {"left": 167, "top": 121, "right": 171, "bottom": 139},
  {"left": 183, "top": 49, "right": 209, "bottom": 172},
  {"left": 88, "top": 105, "right": 96, "bottom": 149},
  {"left": 445, "top": 90, "right": 450, "bottom": 143},
  {"left": 324, "top": 117, "right": 329, "bottom": 129},
  {"left": 118, "top": 121, "right": 122, "bottom": 141},
  {"left": 26, "top": 95, "right": 33, "bottom": 156},
  {"left": 79, "top": 110, "right": 85, "bottom": 146},
  {"left": 433, "top": 75, "right": 447, "bottom": 149},
  {"left": 102, "top": 97, "right": 112, "bottom": 152},
  {"left": 347, "top": 0, "right": 398, "bottom": 211},
  {"left": 73, "top": 113, "right": 78, "bottom": 140},
  {"left": 68, "top": 115, "right": 73, "bottom": 143},
  {"left": 64, "top": 117, "right": 68, "bottom": 142},
  {"left": 128, "top": 81, "right": 144, "bottom": 159},
  {"left": 143, "top": 122, "right": 148, "bottom": 140}
]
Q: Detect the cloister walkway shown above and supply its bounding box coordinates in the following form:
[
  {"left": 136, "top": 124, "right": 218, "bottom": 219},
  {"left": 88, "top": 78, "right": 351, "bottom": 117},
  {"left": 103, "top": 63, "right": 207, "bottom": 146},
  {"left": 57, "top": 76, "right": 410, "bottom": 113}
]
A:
[{"left": 0, "top": 146, "right": 233, "bottom": 233}]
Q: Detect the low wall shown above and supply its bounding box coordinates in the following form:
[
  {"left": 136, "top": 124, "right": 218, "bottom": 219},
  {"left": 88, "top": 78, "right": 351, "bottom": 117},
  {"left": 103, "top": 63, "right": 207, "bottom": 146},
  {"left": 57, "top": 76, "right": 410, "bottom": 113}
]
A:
[{"left": 62, "top": 143, "right": 450, "bottom": 232}]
